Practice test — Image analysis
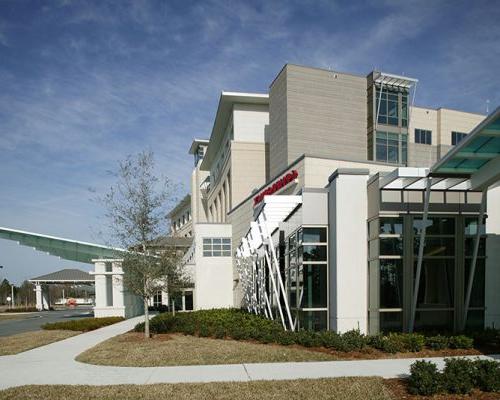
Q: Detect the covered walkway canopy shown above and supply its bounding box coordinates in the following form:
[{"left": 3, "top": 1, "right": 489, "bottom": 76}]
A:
[
  {"left": 28, "top": 268, "right": 95, "bottom": 311},
  {"left": 29, "top": 268, "right": 94, "bottom": 284},
  {"left": 0, "top": 227, "right": 124, "bottom": 264},
  {"left": 431, "top": 106, "right": 500, "bottom": 190}
]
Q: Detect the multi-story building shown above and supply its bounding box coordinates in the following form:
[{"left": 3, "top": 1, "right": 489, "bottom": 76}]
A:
[
  {"left": 170, "top": 64, "right": 500, "bottom": 335},
  {"left": 168, "top": 195, "right": 193, "bottom": 238}
]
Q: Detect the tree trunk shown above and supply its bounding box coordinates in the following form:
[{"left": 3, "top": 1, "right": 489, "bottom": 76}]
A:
[{"left": 144, "top": 297, "right": 150, "bottom": 339}]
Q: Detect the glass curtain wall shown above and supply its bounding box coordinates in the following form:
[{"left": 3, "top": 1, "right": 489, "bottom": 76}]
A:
[
  {"left": 369, "top": 217, "right": 404, "bottom": 332},
  {"left": 286, "top": 227, "right": 328, "bottom": 331},
  {"left": 369, "top": 214, "right": 486, "bottom": 334},
  {"left": 413, "top": 217, "right": 456, "bottom": 331},
  {"left": 370, "top": 86, "right": 409, "bottom": 165}
]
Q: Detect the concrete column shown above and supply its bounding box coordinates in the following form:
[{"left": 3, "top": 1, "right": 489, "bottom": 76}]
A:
[
  {"left": 93, "top": 261, "right": 108, "bottom": 309},
  {"left": 485, "top": 183, "right": 500, "bottom": 329},
  {"left": 35, "top": 284, "right": 43, "bottom": 311},
  {"left": 327, "top": 169, "right": 370, "bottom": 334},
  {"left": 111, "top": 261, "right": 124, "bottom": 308}
]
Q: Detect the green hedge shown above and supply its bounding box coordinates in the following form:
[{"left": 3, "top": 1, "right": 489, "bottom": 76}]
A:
[
  {"left": 409, "top": 358, "right": 500, "bottom": 395},
  {"left": 134, "top": 309, "right": 483, "bottom": 354},
  {"left": 4, "top": 307, "right": 38, "bottom": 313},
  {"left": 43, "top": 316, "right": 124, "bottom": 332}
]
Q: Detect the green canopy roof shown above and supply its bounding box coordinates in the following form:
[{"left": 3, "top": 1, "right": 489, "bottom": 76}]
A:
[
  {"left": 0, "top": 227, "right": 124, "bottom": 264},
  {"left": 431, "top": 107, "right": 500, "bottom": 177}
]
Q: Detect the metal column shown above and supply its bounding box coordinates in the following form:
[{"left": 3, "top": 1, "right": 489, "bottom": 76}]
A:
[
  {"left": 409, "top": 177, "right": 432, "bottom": 333},
  {"left": 463, "top": 189, "right": 487, "bottom": 330}
]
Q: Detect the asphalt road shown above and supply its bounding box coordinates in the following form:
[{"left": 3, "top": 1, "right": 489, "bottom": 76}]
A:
[{"left": 0, "top": 307, "right": 93, "bottom": 337}]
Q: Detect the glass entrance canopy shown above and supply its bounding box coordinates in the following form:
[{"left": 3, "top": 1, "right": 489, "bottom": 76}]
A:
[{"left": 431, "top": 107, "right": 500, "bottom": 185}]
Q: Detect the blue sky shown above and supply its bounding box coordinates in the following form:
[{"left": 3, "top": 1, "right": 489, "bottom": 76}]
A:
[{"left": 0, "top": 0, "right": 499, "bottom": 284}]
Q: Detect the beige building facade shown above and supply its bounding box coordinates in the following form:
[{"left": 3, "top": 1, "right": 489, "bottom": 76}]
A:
[{"left": 170, "top": 64, "right": 500, "bottom": 335}]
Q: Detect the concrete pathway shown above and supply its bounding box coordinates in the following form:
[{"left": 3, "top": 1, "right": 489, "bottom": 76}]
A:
[{"left": 0, "top": 316, "right": 498, "bottom": 390}]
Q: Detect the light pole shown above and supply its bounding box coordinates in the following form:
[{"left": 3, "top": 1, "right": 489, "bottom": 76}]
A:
[{"left": 11, "top": 284, "right": 14, "bottom": 308}]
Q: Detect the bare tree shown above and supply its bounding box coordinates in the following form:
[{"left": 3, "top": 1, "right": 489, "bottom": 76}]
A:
[{"left": 101, "top": 150, "right": 187, "bottom": 338}]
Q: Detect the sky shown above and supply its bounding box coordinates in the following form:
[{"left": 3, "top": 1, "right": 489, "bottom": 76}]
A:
[{"left": 0, "top": 0, "right": 499, "bottom": 284}]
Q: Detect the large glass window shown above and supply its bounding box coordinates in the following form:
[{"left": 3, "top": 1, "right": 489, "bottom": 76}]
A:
[
  {"left": 380, "top": 217, "right": 403, "bottom": 235},
  {"left": 380, "top": 237, "right": 404, "bottom": 255},
  {"left": 302, "top": 227, "right": 327, "bottom": 243},
  {"left": 415, "top": 259, "right": 455, "bottom": 308},
  {"left": 413, "top": 216, "right": 456, "bottom": 332},
  {"left": 373, "top": 216, "right": 404, "bottom": 334},
  {"left": 203, "top": 237, "right": 231, "bottom": 257},
  {"left": 301, "top": 264, "right": 327, "bottom": 308},
  {"left": 380, "top": 312, "right": 403, "bottom": 332},
  {"left": 376, "top": 131, "right": 407, "bottom": 164},
  {"left": 380, "top": 259, "right": 403, "bottom": 308},
  {"left": 287, "top": 227, "right": 328, "bottom": 331},
  {"left": 415, "top": 128, "right": 432, "bottom": 145},
  {"left": 302, "top": 245, "right": 327, "bottom": 261},
  {"left": 377, "top": 87, "right": 399, "bottom": 126},
  {"left": 298, "top": 310, "right": 327, "bottom": 331}
]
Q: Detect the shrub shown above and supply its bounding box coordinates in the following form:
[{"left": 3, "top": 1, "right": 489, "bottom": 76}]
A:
[
  {"left": 473, "top": 328, "right": 500, "bottom": 348},
  {"left": 372, "top": 333, "right": 424, "bottom": 353},
  {"left": 449, "top": 335, "right": 474, "bottom": 349},
  {"left": 402, "top": 333, "right": 425, "bottom": 352},
  {"left": 295, "top": 330, "right": 316, "bottom": 347},
  {"left": 341, "top": 330, "right": 368, "bottom": 352},
  {"left": 442, "top": 358, "right": 475, "bottom": 394},
  {"left": 276, "top": 331, "right": 296, "bottom": 346},
  {"left": 4, "top": 307, "right": 38, "bottom": 313},
  {"left": 408, "top": 360, "right": 442, "bottom": 396},
  {"left": 426, "top": 335, "right": 449, "bottom": 350},
  {"left": 198, "top": 325, "right": 210, "bottom": 337},
  {"left": 43, "top": 316, "right": 124, "bottom": 332},
  {"left": 474, "top": 359, "right": 500, "bottom": 392},
  {"left": 319, "top": 331, "right": 344, "bottom": 350}
]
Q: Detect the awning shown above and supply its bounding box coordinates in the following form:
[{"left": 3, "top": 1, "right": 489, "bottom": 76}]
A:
[
  {"left": 431, "top": 106, "right": 500, "bottom": 190},
  {"left": 374, "top": 71, "right": 418, "bottom": 89},
  {"left": 29, "top": 268, "right": 94, "bottom": 283},
  {"left": 379, "top": 167, "right": 473, "bottom": 191},
  {"left": 0, "top": 227, "right": 124, "bottom": 264}
]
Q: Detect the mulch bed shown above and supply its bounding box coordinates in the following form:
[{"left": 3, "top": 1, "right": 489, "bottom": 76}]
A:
[{"left": 384, "top": 379, "right": 500, "bottom": 399}]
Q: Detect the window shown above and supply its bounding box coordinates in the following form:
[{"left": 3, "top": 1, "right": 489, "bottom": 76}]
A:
[
  {"left": 380, "top": 259, "right": 403, "bottom": 308},
  {"left": 300, "top": 264, "right": 327, "bottom": 308},
  {"left": 376, "top": 131, "right": 407, "bottom": 164},
  {"left": 184, "top": 291, "right": 193, "bottom": 311},
  {"left": 452, "top": 131, "right": 467, "bottom": 145},
  {"left": 286, "top": 227, "right": 328, "bottom": 331},
  {"left": 415, "top": 129, "right": 432, "bottom": 145},
  {"left": 203, "top": 237, "right": 231, "bottom": 257},
  {"left": 376, "top": 87, "right": 409, "bottom": 127},
  {"left": 377, "top": 87, "right": 399, "bottom": 126},
  {"left": 194, "top": 146, "right": 205, "bottom": 166}
]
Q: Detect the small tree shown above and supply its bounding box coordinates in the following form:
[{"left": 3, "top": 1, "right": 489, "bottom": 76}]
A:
[{"left": 101, "top": 150, "right": 187, "bottom": 338}]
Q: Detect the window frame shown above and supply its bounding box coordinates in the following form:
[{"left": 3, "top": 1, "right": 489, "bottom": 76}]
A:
[
  {"left": 415, "top": 128, "right": 432, "bottom": 145},
  {"left": 202, "top": 237, "right": 231, "bottom": 257}
]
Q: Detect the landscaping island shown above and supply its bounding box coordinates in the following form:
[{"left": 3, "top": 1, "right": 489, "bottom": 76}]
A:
[{"left": 77, "top": 309, "right": 499, "bottom": 367}]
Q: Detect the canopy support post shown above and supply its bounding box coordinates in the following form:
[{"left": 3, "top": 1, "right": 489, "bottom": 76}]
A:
[
  {"left": 463, "top": 189, "right": 487, "bottom": 331},
  {"left": 409, "top": 177, "right": 432, "bottom": 333}
]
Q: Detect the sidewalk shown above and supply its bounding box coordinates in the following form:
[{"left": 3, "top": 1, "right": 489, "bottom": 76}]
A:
[{"left": 0, "top": 316, "right": 498, "bottom": 390}]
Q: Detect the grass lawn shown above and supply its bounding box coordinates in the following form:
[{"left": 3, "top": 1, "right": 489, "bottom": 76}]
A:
[
  {"left": 76, "top": 332, "right": 338, "bottom": 366},
  {"left": 0, "top": 330, "right": 80, "bottom": 356},
  {"left": 0, "top": 377, "right": 394, "bottom": 400},
  {"left": 76, "top": 332, "right": 483, "bottom": 367}
]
